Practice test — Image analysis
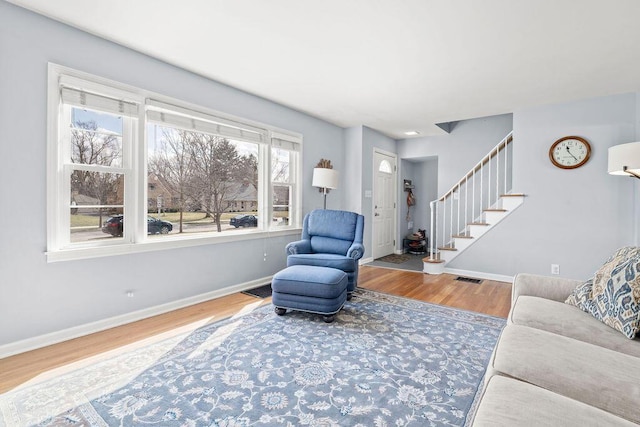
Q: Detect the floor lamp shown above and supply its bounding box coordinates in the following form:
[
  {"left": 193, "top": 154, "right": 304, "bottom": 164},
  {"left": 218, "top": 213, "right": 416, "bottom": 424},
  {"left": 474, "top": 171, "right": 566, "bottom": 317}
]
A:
[
  {"left": 609, "top": 141, "right": 640, "bottom": 246},
  {"left": 608, "top": 141, "right": 640, "bottom": 179},
  {"left": 312, "top": 167, "right": 339, "bottom": 209}
]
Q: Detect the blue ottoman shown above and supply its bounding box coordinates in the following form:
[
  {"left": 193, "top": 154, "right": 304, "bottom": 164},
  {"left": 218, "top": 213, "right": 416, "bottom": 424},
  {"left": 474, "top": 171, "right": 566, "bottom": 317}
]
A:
[{"left": 272, "top": 265, "right": 348, "bottom": 323}]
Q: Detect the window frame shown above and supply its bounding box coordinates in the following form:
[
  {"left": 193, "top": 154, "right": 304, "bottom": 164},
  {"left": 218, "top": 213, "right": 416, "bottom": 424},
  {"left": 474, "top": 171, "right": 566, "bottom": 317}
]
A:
[{"left": 47, "top": 64, "right": 302, "bottom": 262}]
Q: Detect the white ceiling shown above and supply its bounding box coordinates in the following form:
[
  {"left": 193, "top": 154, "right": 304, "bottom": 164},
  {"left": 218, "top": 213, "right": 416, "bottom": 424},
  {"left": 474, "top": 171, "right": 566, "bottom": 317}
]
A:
[{"left": 9, "top": 0, "right": 640, "bottom": 138}]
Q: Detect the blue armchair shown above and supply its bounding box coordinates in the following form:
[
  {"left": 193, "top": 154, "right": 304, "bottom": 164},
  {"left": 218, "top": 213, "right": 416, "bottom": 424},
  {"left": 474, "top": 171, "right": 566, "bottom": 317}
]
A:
[{"left": 285, "top": 209, "right": 365, "bottom": 298}]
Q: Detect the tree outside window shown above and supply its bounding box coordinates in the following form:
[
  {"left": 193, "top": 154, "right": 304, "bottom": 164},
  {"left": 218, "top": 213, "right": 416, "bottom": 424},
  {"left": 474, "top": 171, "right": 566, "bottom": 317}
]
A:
[{"left": 148, "top": 125, "right": 259, "bottom": 235}]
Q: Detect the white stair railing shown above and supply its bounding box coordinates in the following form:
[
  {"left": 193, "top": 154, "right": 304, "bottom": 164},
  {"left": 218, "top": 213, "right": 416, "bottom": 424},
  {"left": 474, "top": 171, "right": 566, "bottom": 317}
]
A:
[{"left": 428, "top": 132, "right": 513, "bottom": 261}]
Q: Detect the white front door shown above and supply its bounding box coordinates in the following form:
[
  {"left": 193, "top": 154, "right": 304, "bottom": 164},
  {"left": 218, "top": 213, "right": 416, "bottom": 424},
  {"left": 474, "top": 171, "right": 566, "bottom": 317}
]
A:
[{"left": 373, "top": 150, "right": 397, "bottom": 259}]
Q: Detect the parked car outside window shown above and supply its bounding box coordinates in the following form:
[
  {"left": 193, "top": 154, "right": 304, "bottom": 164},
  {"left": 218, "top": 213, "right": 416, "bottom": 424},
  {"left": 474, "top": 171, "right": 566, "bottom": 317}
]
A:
[
  {"left": 229, "top": 214, "right": 258, "bottom": 228},
  {"left": 102, "top": 215, "right": 173, "bottom": 237}
]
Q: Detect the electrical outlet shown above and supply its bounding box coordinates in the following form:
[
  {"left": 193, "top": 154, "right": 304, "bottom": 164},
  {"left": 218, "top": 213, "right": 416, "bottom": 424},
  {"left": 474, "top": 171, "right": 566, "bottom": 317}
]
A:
[{"left": 551, "top": 264, "right": 560, "bottom": 275}]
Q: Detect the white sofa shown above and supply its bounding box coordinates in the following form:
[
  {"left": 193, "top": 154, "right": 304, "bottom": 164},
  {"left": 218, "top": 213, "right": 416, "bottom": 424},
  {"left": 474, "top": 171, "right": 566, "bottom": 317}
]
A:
[{"left": 472, "top": 273, "right": 640, "bottom": 426}]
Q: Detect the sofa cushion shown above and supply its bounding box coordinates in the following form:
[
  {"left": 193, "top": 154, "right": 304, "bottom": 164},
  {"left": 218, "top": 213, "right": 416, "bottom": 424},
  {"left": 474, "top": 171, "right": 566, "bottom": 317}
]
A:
[
  {"left": 488, "top": 324, "right": 640, "bottom": 424},
  {"left": 472, "top": 376, "right": 636, "bottom": 427},
  {"left": 510, "top": 295, "right": 640, "bottom": 358},
  {"left": 565, "top": 246, "right": 640, "bottom": 339}
]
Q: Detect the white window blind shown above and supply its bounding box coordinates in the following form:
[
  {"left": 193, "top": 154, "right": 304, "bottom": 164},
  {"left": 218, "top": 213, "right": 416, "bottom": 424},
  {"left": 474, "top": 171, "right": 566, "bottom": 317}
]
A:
[
  {"left": 271, "top": 136, "right": 301, "bottom": 152},
  {"left": 146, "top": 99, "right": 265, "bottom": 143},
  {"left": 60, "top": 87, "right": 139, "bottom": 117}
]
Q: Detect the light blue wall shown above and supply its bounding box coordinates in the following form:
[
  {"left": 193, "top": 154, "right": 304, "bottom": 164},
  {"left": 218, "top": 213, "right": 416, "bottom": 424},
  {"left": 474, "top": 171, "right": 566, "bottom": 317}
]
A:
[
  {"left": 398, "top": 158, "right": 438, "bottom": 246},
  {"left": 0, "top": 2, "right": 344, "bottom": 347},
  {"left": 450, "top": 93, "right": 638, "bottom": 279},
  {"left": 342, "top": 126, "right": 399, "bottom": 258},
  {"left": 4, "top": 0, "right": 639, "bottom": 351},
  {"left": 412, "top": 158, "right": 438, "bottom": 240},
  {"left": 398, "top": 160, "right": 416, "bottom": 244},
  {"left": 343, "top": 126, "right": 364, "bottom": 213},
  {"left": 398, "top": 115, "right": 514, "bottom": 196}
]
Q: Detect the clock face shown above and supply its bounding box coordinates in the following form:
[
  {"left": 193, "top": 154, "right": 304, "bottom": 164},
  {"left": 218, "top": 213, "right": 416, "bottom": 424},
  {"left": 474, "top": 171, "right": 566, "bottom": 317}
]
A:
[{"left": 549, "top": 136, "right": 591, "bottom": 169}]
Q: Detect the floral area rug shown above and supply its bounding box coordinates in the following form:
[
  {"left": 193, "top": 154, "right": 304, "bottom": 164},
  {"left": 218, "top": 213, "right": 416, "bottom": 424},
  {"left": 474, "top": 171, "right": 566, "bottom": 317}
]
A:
[{"left": 0, "top": 289, "right": 505, "bottom": 427}]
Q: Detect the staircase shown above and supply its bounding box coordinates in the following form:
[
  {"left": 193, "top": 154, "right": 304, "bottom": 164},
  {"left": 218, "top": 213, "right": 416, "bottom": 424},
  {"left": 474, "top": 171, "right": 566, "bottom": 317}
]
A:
[{"left": 423, "top": 132, "right": 524, "bottom": 274}]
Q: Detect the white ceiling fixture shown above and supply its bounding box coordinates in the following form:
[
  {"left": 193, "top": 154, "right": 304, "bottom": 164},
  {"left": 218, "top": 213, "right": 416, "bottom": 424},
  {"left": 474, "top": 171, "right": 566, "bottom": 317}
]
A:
[{"left": 9, "top": 0, "right": 640, "bottom": 139}]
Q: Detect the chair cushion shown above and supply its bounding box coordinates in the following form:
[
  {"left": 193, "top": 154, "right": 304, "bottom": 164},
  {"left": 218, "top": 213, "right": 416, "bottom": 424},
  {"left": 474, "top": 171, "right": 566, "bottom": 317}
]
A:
[
  {"left": 307, "top": 210, "right": 358, "bottom": 241},
  {"left": 272, "top": 265, "right": 347, "bottom": 299},
  {"left": 287, "top": 253, "right": 356, "bottom": 272},
  {"left": 310, "top": 236, "right": 353, "bottom": 255}
]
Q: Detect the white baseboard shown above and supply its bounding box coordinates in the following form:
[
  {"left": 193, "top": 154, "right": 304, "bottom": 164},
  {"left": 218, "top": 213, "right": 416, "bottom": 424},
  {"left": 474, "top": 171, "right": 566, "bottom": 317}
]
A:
[
  {"left": 0, "top": 276, "right": 273, "bottom": 359},
  {"left": 359, "top": 257, "right": 374, "bottom": 265},
  {"left": 443, "top": 267, "right": 513, "bottom": 283}
]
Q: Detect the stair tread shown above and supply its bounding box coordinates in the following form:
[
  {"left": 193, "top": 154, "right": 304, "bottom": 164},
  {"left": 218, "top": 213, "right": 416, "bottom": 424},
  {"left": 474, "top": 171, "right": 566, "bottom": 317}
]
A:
[
  {"left": 468, "top": 222, "right": 490, "bottom": 226},
  {"left": 500, "top": 193, "right": 525, "bottom": 197},
  {"left": 452, "top": 234, "right": 473, "bottom": 239},
  {"left": 484, "top": 209, "right": 507, "bottom": 212},
  {"left": 438, "top": 246, "right": 457, "bottom": 251},
  {"left": 423, "top": 258, "right": 445, "bottom": 264}
]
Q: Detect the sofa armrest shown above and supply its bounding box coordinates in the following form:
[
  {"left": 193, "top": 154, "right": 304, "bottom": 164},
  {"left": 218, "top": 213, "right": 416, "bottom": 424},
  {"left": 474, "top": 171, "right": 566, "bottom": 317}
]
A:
[
  {"left": 512, "top": 273, "right": 583, "bottom": 304},
  {"left": 347, "top": 243, "right": 365, "bottom": 260},
  {"left": 286, "top": 239, "right": 312, "bottom": 255}
]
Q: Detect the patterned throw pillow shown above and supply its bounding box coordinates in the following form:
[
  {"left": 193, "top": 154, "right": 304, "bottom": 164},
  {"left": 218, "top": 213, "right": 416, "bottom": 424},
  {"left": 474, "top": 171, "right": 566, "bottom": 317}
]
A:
[
  {"left": 565, "top": 247, "right": 640, "bottom": 339},
  {"left": 565, "top": 278, "right": 593, "bottom": 308}
]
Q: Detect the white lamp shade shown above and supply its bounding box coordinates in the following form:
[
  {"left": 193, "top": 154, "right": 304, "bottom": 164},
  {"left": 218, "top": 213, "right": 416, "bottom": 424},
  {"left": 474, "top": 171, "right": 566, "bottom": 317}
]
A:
[
  {"left": 312, "top": 168, "right": 339, "bottom": 189},
  {"left": 608, "top": 142, "right": 640, "bottom": 175}
]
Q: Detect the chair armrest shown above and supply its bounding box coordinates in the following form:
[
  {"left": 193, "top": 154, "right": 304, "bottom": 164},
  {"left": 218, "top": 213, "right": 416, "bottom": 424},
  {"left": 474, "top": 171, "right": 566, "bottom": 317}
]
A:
[
  {"left": 512, "top": 273, "right": 583, "bottom": 304},
  {"left": 347, "top": 243, "right": 365, "bottom": 260},
  {"left": 286, "top": 239, "right": 312, "bottom": 255}
]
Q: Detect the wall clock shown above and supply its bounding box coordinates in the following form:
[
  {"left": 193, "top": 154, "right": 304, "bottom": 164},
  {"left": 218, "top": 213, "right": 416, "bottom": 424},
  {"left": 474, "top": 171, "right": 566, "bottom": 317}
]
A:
[{"left": 549, "top": 136, "right": 591, "bottom": 169}]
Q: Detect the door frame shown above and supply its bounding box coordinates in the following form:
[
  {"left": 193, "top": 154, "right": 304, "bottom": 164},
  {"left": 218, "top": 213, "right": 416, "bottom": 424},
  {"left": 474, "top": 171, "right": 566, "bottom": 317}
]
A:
[{"left": 372, "top": 148, "right": 398, "bottom": 259}]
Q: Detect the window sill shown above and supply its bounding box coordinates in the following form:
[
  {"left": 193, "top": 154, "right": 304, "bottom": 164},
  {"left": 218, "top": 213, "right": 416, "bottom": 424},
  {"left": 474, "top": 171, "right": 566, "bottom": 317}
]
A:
[{"left": 46, "top": 227, "right": 302, "bottom": 263}]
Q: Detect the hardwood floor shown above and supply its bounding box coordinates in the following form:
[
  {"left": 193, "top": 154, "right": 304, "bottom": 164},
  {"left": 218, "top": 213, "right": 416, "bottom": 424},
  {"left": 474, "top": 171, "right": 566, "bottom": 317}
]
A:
[
  {"left": 359, "top": 266, "right": 512, "bottom": 317},
  {"left": 0, "top": 266, "right": 511, "bottom": 394}
]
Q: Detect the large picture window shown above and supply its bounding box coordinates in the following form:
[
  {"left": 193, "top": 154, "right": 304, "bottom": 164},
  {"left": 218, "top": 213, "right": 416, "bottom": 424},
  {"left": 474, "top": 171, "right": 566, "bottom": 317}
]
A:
[
  {"left": 47, "top": 65, "right": 301, "bottom": 261},
  {"left": 146, "top": 114, "right": 261, "bottom": 236}
]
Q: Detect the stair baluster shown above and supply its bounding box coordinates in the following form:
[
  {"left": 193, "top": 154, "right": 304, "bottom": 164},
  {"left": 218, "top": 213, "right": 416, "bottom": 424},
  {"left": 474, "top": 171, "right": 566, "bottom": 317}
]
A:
[{"left": 426, "top": 131, "right": 521, "bottom": 270}]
